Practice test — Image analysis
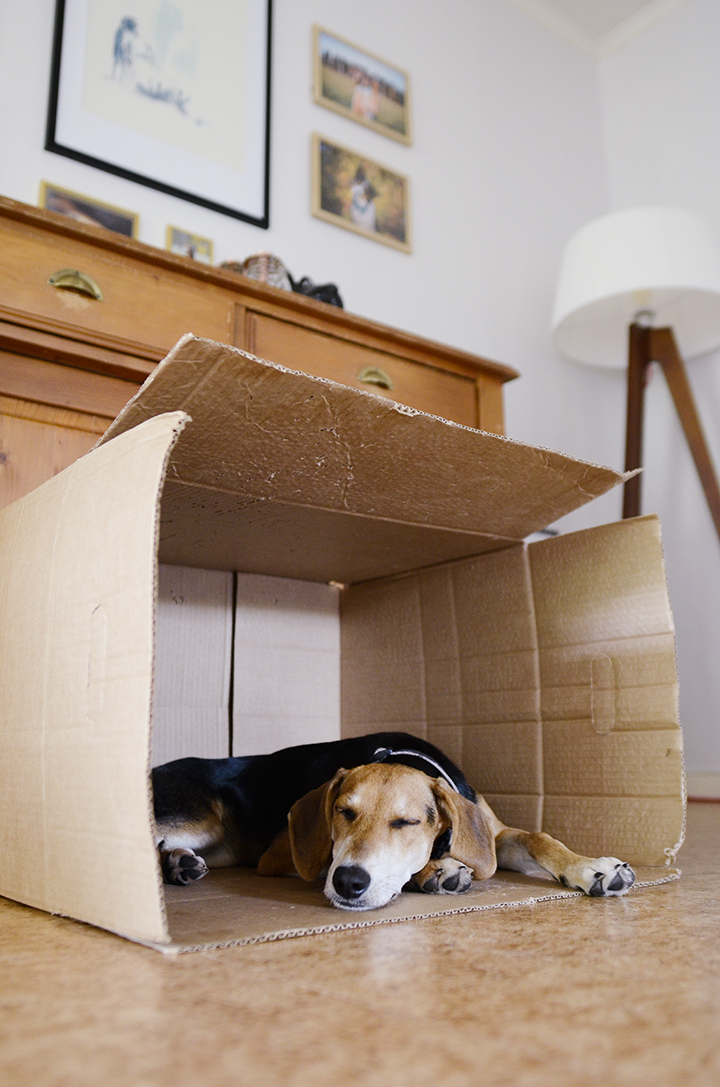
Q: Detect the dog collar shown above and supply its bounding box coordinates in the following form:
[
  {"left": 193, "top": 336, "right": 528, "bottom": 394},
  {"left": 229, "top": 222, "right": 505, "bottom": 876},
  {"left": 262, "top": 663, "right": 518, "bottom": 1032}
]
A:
[{"left": 372, "top": 747, "right": 460, "bottom": 793}]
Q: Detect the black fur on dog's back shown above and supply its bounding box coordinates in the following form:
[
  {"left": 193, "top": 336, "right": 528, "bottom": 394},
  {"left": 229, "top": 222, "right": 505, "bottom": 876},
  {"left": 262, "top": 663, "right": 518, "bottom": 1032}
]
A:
[{"left": 151, "top": 732, "right": 476, "bottom": 863}]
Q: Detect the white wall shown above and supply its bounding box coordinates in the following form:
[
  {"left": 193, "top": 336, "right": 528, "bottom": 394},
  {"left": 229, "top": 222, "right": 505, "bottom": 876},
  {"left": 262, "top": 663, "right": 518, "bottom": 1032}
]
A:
[
  {"left": 599, "top": 0, "right": 720, "bottom": 791},
  {"left": 2, "top": 2, "right": 716, "bottom": 783},
  {"left": 0, "top": 1, "right": 609, "bottom": 454}
]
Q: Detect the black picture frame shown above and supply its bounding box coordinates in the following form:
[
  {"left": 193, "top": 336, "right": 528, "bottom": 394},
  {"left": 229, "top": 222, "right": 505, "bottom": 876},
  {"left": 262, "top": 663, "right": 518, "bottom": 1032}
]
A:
[{"left": 46, "top": 0, "right": 272, "bottom": 228}]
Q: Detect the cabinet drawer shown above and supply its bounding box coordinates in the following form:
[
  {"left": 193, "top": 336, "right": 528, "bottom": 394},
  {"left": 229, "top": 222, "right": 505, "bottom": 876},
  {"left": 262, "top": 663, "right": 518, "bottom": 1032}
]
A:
[
  {"left": 246, "top": 312, "right": 479, "bottom": 427},
  {"left": 0, "top": 220, "right": 235, "bottom": 356},
  {"left": 0, "top": 349, "right": 140, "bottom": 508},
  {"left": 0, "top": 398, "right": 102, "bottom": 508},
  {"left": 0, "top": 351, "right": 139, "bottom": 419}
]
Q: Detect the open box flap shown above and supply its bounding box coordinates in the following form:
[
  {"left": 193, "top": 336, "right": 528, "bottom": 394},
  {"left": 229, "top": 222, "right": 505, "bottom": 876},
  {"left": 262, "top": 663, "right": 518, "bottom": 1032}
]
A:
[
  {"left": 99, "top": 336, "right": 631, "bottom": 581},
  {"left": 0, "top": 412, "right": 188, "bottom": 945}
]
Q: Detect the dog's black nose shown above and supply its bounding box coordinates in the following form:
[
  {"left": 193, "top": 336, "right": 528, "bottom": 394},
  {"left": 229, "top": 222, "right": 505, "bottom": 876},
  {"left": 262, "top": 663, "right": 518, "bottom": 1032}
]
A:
[{"left": 333, "top": 865, "right": 371, "bottom": 900}]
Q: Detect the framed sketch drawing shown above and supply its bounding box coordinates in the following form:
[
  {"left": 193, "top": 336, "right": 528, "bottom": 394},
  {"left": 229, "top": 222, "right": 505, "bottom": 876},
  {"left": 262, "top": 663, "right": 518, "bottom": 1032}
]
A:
[
  {"left": 311, "top": 134, "right": 411, "bottom": 253},
  {"left": 313, "top": 26, "right": 411, "bottom": 145},
  {"left": 46, "top": 0, "right": 273, "bottom": 227}
]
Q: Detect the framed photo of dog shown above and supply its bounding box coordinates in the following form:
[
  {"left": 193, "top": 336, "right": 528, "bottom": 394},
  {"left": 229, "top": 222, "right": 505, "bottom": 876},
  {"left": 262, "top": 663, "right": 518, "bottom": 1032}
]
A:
[
  {"left": 313, "top": 26, "right": 411, "bottom": 145},
  {"left": 311, "top": 134, "right": 411, "bottom": 253},
  {"left": 45, "top": 0, "right": 273, "bottom": 227}
]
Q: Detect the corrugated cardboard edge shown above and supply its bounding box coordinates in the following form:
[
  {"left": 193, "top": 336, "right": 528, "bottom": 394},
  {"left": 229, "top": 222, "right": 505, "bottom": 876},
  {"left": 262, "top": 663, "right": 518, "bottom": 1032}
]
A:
[
  {"left": 137, "top": 869, "right": 682, "bottom": 955},
  {"left": 145, "top": 412, "right": 193, "bottom": 947},
  {"left": 660, "top": 522, "right": 689, "bottom": 867}
]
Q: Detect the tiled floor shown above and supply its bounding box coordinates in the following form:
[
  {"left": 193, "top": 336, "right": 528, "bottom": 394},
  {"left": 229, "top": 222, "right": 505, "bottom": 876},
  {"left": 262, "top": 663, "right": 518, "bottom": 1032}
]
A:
[{"left": 1, "top": 802, "right": 718, "bottom": 1087}]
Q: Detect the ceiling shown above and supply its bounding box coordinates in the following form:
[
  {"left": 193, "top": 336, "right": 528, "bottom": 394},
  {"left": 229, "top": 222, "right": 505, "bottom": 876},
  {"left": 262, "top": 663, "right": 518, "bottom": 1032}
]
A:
[{"left": 505, "top": 0, "right": 689, "bottom": 55}]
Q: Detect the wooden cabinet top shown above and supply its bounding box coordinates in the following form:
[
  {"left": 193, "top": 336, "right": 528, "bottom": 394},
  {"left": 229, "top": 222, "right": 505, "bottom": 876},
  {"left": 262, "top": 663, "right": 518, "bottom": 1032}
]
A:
[{"left": 0, "top": 196, "right": 519, "bottom": 389}]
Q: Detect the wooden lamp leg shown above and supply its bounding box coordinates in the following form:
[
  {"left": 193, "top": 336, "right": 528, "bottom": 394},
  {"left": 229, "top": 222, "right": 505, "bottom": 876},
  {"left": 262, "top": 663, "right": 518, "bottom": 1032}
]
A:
[
  {"left": 648, "top": 327, "right": 720, "bottom": 543},
  {"left": 623, "top": 322, "right": 652, "bottom": 519},
  {"left": 622, "top": 320, "right": 720, "bottom": 544}
]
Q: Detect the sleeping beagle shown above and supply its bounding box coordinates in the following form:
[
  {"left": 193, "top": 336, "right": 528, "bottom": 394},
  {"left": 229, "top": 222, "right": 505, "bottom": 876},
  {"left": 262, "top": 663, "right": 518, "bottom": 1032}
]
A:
[{"left": 152, "top": 732, "right": 636, "bottom": 911}]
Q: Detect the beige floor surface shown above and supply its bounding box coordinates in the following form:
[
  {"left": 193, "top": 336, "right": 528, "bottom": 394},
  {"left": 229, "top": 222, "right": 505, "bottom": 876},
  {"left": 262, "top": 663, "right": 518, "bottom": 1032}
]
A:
[{"left": 1, "top": 801, "right": 718, "bottom": 1087}]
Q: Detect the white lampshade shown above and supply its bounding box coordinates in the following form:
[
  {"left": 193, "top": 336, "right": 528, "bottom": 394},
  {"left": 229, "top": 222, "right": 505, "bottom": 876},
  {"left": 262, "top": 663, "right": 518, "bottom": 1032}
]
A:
[{"left": 552, "top": 206, "right": 720, "bottom": 368}]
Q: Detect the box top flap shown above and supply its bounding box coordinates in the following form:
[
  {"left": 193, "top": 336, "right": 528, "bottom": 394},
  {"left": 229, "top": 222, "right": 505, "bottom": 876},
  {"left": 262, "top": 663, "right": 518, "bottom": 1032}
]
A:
[{"left": 99, "top": 336, "right": 628, "bottom": 580}]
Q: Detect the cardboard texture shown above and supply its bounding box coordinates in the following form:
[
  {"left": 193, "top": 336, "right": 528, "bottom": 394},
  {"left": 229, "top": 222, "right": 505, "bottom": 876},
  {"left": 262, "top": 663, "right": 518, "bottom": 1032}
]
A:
[
  {"left": 340, "top": 517, "right": 682, "bottom": 864},
  {"left": 98, "top": 336, "right": 631, "bottom": 582},
  {"left": 0, "top": 336, "right": 685, "bottom": 950},
  {"left": 232, "top": 574, "right": 341, "bottom": 756},
  {"left": 152, "top": 566, "right": 234, "bottom": 766},
  {"left": 0, "top": 413, "right": 186, "bottom": 944}
]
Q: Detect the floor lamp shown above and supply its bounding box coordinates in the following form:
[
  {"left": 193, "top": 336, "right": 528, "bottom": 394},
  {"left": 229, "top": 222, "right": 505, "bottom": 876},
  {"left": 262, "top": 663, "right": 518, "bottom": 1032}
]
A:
[{"left": 551, "top": 206, "right": 720, "bottom": 544}]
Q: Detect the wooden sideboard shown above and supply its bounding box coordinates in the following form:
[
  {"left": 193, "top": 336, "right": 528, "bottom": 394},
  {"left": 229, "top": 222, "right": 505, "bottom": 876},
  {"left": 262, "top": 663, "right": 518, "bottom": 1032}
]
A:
[{"left": 0, "top": 196, "right": 518, "bottom": 510}]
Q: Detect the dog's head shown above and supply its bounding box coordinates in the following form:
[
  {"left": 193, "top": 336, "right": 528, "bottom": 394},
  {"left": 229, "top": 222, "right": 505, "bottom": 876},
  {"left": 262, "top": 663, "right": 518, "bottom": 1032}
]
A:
[{"left": 287, "top": 762, "right": 496, "bottom": 910}]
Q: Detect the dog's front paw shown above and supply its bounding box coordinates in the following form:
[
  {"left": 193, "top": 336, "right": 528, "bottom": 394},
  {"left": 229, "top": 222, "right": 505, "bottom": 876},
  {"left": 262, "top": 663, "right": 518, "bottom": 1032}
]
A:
[
  {"left": 413, "top": 857, "right": 473, "bottom": 895},
  {"left": 160, "top": 847, "right": 209, "bottom": 886},
  {"left": 561, "top": 857, "right": 636, "bottom": 897}
]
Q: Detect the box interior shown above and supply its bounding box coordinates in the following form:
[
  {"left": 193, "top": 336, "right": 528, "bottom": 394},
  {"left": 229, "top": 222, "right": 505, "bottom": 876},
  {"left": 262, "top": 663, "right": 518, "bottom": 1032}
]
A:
[{"left": 0, "top": 337, "right": 685, "bottom": 951}]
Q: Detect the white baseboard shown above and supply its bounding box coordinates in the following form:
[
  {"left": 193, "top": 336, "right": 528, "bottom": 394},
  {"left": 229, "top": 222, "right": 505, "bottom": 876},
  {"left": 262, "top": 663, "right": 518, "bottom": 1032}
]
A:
[{"left": 686, "top": 772, "right": 720, "bottom": 800}]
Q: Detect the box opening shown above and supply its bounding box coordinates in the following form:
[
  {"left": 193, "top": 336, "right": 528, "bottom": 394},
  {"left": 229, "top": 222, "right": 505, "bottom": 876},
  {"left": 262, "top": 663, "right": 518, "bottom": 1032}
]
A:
[{"left": 0, "top": 337, "right": 685, "bottom": 950}]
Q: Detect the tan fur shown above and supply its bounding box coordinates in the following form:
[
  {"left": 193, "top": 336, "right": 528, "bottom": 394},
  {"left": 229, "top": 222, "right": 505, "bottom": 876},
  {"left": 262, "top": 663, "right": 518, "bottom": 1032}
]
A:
[
  {"left": 283, "top": 764, "right": 494, "bottom": 909},
  {"left": 285, "top": 766, "right": 498, "bottom": 883},
  {"left": 269, "top": 762, "right": 635, "bottom": 910}
]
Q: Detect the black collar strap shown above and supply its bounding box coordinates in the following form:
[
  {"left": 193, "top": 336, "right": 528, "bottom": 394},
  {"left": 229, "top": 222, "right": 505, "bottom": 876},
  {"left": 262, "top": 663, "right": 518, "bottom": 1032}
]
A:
[{"left": 372, "top": 747, "right": 460, "bottom": 793}]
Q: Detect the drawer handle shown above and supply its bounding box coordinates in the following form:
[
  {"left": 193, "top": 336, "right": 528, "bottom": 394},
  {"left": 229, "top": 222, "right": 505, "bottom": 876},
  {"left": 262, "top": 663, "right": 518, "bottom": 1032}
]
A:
[
  {"left": 357, "top": 365, "right": 393, "bottom": 390},
  {"left": 48, "top": 269, "right": 104, "bottom": 300}
]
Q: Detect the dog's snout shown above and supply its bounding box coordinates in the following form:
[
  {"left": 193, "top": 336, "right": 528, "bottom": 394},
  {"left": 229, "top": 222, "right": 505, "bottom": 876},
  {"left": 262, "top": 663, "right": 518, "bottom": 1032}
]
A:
[{"left": 332, "top": 865, "right": 371, "bottom": 900}]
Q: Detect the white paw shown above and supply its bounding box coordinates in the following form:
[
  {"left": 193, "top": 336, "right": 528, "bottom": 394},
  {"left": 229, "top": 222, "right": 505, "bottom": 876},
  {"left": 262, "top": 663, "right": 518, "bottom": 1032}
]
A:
[
  {"left": 561, "top": 857, "right": 636, "bottom": 897},
  {"left": 160, "top": 847, "right": 209, "bottom": 886},
  {"left": 416, "top": 857, "right": 473, "bottom": 895}
]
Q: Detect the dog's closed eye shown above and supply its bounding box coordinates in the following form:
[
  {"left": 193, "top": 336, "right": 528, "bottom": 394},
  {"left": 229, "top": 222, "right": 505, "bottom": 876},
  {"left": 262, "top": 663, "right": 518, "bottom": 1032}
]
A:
[
  {"left": 336, "top": 807, "right": 356, "bottom": 822},
  {"left": 389, "top": 818, "right": 421, "bottom": 829}
]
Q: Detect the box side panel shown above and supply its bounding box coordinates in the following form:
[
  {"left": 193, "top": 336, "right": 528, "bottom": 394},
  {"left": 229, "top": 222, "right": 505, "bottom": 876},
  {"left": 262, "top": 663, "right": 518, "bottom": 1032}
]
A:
[
  {"left": 232, "top": 574, "right": 341, "bottom": 755},
  {"left": 340, "top": 549, "right": 544, "bottom": 830},
  {"left": 441, "top": 552, "right": 543, "bottom": 831},
  {"left": 340, "top": 575, "right": 428, "bottom": 740},
  {"left": 152, "top": 566, "right": 234, "bottom": 766},
  {"left": 529, "top": 516, "right": 684, "bottom": 865},
  {"left": 0, "top": 414, "right": 185, "bottom": 943}
]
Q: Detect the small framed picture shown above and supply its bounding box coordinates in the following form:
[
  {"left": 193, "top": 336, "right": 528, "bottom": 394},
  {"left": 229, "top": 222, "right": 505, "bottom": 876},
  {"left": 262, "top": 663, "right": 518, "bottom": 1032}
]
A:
[
  {"left": 313, "top": 26, "right": 411, "bottom": 145},
  {"left": 40, "top": 180, "right": 138, "bottom": 236},
  {"left": 166, "top": 226, "right": 214, "bottom": 264},
  {"left": 311, "top": 134, "right": 411, "bottom": 253}
]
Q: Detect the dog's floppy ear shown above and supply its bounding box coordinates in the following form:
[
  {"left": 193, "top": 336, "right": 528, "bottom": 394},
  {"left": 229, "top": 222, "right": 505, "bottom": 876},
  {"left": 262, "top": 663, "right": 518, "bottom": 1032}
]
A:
[
  {"left": 432, "top": 779, "right": 497, "bottom": 880},
  {"left": 288, "top": 770, "right": 346, "bottom": 880}
]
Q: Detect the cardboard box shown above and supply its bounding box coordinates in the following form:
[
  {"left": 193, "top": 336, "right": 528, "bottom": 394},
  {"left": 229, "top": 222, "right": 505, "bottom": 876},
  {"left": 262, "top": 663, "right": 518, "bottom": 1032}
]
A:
[{"left": 0, "top": 336, "right": 684, "bottom": 951}]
